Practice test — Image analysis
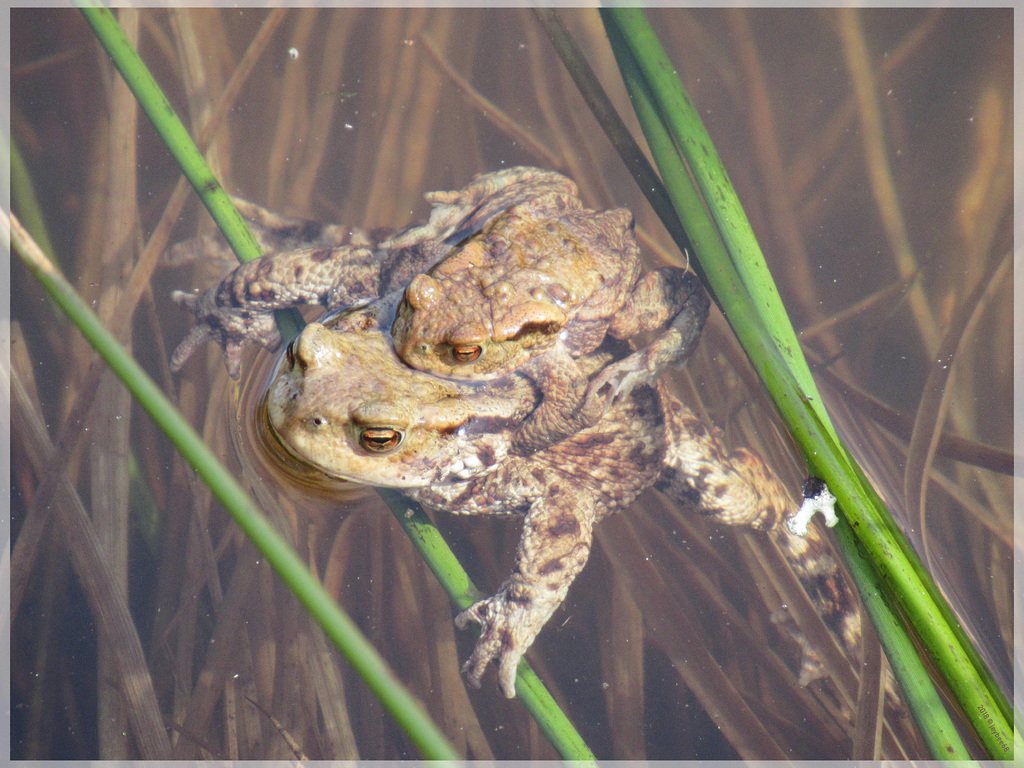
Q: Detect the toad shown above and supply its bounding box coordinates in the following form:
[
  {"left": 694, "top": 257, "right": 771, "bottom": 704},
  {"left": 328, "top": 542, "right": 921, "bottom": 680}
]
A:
[
  {"left": 387, "top": 167, "right": 703, "bottom": 453},
  {"left": 265, "top": 308, "right": 853, "bottom": 699},
  {"left": 170, "top": 168, "right": 701, "bottom": 453}
]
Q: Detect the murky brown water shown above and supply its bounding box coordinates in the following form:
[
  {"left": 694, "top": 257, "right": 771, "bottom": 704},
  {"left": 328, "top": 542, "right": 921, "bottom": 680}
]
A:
[{"left": 10, "top": 7, "right": 1012, "bottom": 760}]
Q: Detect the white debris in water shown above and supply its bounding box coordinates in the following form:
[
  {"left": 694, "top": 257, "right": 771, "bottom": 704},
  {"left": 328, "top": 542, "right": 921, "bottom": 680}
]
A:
[{"left": 786, "top": 479, "right": 838, "bottom": 536}]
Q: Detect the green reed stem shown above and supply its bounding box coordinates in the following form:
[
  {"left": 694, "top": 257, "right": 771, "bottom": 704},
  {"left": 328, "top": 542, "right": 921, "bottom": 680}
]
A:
[
  {"left": 76, "top": 5, "right": 458, "bottom": 757},
  {"left": 78, "top": 2, "right": 303, "bottom": 343},
  {"left": 532, "top": 8, "right": 693, "bottom": 261},
  {"left": 11, "top": 138, "right": 57, "bottom": 266},
  {"left": 79, "top": 4, "right": 258, "bottom": 262},
  {"left": 599, "top": 8, "right": 1014, "bottom": 760},
  {"left": 78, "top": 5, "right": 592, "bottom": 759},
  {"left": 9, "top": 212, "right": 460, "bottom": 761},
  {"left": 831, "top": 519, "right": 973, "bottom": 760},
  {"left": 593, "top": 16, "right": 970, "bottom": 759}
]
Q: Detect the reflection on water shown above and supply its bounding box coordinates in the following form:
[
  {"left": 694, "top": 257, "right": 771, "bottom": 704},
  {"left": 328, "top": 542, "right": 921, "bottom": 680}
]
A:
[{"left": 10, "top": 6, "right": 1012, "bottom": 760}]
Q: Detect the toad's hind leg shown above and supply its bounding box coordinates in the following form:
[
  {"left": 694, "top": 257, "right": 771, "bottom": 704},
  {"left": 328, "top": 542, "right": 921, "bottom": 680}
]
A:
[
  {"left": 655, "top": 386, "right": 791, "bottom": 530},
  {"left": 608, "top": 267, "right": 706, "bottom": 339},
  {"left": 163, "top": 197, "right": 358, "bottom": 268},
  {"left": 654, "top": 385, "right": 871, "bottom": 690}
]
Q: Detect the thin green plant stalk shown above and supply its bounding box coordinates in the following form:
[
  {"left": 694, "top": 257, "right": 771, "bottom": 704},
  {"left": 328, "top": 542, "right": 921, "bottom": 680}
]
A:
[
  {"left": 581, "top": 19, "right": 972, "bottom": 760},
  {"left": 536, "top": 14, "right": 945, "bottom": 755},
  {"left": 601, "top": 10, "right": 824, "bottom": 417},
  {"left": 78, "top": 5, "right": 594, "bottom": 758},
  {"left": 8, "top": 212, "right": 460, "bottom": 760},
  {"left": 78, "top": 2, "right": 303, "bottom": 344},
  {"left": 78, "top": 4, "right": 258, "bottom": 263},
  {"left": 377, "top": 490, "right": 597, "bottom": 762},
  {"left": 11, "top": 138, "right": 57, "bottom": 265},
  {"left": 600, "top": 8, "right": 1015, "bottom": 759},
  {"left": 831, "top": 520, "right": 974, "bottom": 760}
]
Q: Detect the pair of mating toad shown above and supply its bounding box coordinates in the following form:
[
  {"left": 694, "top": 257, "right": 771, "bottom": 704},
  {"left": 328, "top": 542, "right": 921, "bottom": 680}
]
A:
[{"left": 171, "top": 167, "right": 845, "bottom": 698}]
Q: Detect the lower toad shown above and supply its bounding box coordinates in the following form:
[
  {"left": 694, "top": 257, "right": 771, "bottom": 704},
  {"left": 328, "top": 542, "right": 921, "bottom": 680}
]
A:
[{"left": 265, "top": 305, "right": 859, "bottom": 698}]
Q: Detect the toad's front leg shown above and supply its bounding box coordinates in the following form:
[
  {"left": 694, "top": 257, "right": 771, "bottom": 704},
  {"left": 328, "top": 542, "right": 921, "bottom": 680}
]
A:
[
  {"left": 509, "top": 344, "right": 593, "bottom": 455},
  {"left": 455, "top": 487, "right": 596, "bottom": 697},
  {"left": 585, "top": 268, "right": 709, "bottom": 414},
  {"left": 170, "top": 244, "right": 383, "bottom": 378}
]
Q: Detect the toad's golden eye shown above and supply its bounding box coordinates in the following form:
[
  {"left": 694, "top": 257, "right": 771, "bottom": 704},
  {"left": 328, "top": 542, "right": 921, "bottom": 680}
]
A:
[
  {"left": 359, "top": 428, "right": 402, "bottom": 453},
  {"left": 450, "top": 344, "right": 482, "bottom": 363}
]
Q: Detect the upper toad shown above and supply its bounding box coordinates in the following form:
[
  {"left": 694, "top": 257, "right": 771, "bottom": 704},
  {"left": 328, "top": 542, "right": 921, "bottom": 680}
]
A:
[{"left": 171, "top": 168, "right": 701, "bottom": 453}]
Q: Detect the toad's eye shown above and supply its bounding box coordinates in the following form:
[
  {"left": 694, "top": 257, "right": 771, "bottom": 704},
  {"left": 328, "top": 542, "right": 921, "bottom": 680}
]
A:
[
  {"left": 450, "top": 344, "right": 482, "bottom": 363},
  {"left": 285, "top": 340, "right": 296, "bottom": 368},
  {"left": 359, "top": 427, "right": 402, "bottom": 453}
]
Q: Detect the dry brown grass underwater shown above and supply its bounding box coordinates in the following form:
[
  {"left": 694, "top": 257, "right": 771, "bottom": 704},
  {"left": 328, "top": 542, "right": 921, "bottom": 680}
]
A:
[{"left": 10, "top": 7, "right": 1012, "bottom": 760}]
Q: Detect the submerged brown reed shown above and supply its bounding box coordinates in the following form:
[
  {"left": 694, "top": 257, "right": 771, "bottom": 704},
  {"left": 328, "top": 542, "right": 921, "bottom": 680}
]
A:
[{"left": 10, "top": 6, "right": 1010, "bottom": 759}]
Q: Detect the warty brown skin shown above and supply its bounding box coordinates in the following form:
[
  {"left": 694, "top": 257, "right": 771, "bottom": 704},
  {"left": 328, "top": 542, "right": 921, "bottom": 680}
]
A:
[
  {"left": 387, "top": 167, "right": 705, "bottom": 454},
  {"left": 170, "top": 167, "right": 705, "bottom": 454}
]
